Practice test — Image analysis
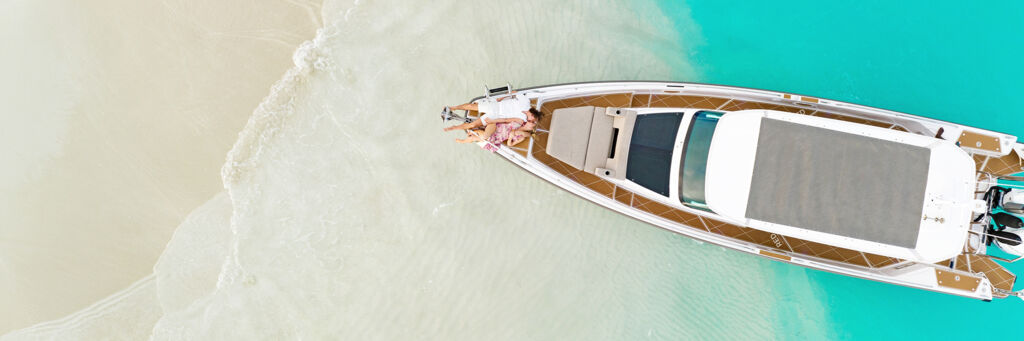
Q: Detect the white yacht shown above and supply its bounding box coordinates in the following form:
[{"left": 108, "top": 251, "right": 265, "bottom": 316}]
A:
[{"left": 444, "top": 81, "right": 1024, "bottom": 301}]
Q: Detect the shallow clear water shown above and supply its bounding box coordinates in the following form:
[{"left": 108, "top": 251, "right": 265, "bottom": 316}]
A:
[
  {"left": 5, "top": 0, "right": 1023, "bottom": 339},
  {"left": 150, "top": 0, "right": 799, "bottom": 339}
]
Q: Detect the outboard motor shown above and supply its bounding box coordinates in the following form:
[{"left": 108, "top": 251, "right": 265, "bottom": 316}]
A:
[
  {"left": 1004, "top": 190, "right": 1024, "bottom": 215},
  {"left": 990, "top": 212, "right": 1024, "bottom": 257},
  {"left": 992, "top": 227, "right": 1024, "bottom": 256},
  {"left": 985, "top": 186, "right": 1012, "bottom": 211},
  {"left": 993, "top": 212, "right": 1024, "bottom": 230}
]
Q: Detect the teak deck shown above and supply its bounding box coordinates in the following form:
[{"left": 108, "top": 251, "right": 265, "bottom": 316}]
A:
[{"left": 503, "top": 91, "right": 1015, "bottom": 294}]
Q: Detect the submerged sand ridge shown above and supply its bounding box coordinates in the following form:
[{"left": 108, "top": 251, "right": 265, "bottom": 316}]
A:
[{"left": 0, "top": 0, "right": 321, "bottom": 333}]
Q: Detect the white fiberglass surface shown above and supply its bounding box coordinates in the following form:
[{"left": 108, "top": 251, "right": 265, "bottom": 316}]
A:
[{"left": 707, "top": 110, "right": 974, "bottom": 263}]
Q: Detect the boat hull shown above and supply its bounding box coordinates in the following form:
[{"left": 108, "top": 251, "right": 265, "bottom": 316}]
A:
[{"left": 463, "top": 81, "right": 1022, "bottom": 300}]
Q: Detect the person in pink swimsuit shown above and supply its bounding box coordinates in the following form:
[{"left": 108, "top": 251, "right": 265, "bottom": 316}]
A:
[
  {"left": 443, "top": 93, "right": 543, "bottom": 143},
  {"left": 452, "top": 108, "right": 542, "bottom": 151}
]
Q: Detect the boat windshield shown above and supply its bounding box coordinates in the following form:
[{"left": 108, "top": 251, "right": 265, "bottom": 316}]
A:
[
  {"left": 625, "top": 112, "right": 685, "bottom": 196},
  {"left": 678, "top": 111, "right": 723, "bottom": 209}
]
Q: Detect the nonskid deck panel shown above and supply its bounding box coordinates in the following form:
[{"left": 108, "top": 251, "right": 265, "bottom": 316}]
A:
[
  {"left": 974, "top": 151, "right": 1024, "bottom": 177},
  {"left": 512, "top": 91, "right": 1014, "bottom": 294},
  {"left": 954, "top": 254, "right": 1016, "bottom": 293}
]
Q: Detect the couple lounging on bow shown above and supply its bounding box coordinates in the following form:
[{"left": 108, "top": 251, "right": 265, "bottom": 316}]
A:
[{"left": 443, "top": 93, "right": 543, "bottom": 152}]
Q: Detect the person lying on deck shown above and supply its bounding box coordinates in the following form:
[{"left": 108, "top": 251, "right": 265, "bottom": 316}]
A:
[
  {"left": 506, "top": 117, "right": 537, "bottom": 146},
  {"left": 442, "top": 92, "right": 544, "bottom": 144},
  {"left": 449, "top": 108, "right": 543, "bottom": 151}
]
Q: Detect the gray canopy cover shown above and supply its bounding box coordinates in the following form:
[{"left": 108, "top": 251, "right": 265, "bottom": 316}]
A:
[{"left": 745, "top": 118, "right": 930, "bottom": 248}]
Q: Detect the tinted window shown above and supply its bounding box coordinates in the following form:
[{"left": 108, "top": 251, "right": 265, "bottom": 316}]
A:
[
  {"left": 626, "top": 112, "right": 684, "bottom": 196},
  {"left": 679, "top": 111, "right": 723, "bottom": 208}
]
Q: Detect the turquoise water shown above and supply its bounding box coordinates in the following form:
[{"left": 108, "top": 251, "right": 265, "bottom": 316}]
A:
[
  {"left": 6, "top": 1, "right": 1021, "bottom": 339},
  {"left": 656, "top": 1, "right": 1024, "bottom": 338}
]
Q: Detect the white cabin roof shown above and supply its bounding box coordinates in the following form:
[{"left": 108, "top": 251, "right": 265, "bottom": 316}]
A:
[{"left": 704, "top": 110, "right": 976, "bottom": 263}]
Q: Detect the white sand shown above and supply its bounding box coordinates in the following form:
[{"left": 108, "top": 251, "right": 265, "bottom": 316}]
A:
[
  {"left": 0, "top": 0, "right": 321, "bottom": 333},
  {"left": 1, "top": 192, "right": 233, "bottom": 340}
]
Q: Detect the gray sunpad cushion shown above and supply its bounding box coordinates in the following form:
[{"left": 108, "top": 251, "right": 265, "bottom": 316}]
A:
[
  {"left": 745, "top": 118, "right": 930, "bottom": 248},
  {"left": 548, "top": 107, "right": 595, "bottom": 169}
]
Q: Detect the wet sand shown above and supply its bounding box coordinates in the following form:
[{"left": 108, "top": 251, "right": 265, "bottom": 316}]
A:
[{"left": 0, "top": 0, "right": 321, "bottom": 333}]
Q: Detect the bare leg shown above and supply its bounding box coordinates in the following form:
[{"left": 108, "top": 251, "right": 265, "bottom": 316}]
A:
[
  {"left": 450, "top": 103, "right": 479, "bottom": 111},
  {"left": 443, "top": 119, "right": 483, "bottom": 132},
  {"left": 477, "top": 123, "right": 497, "bottom": 140},
  {"left": 506, "top": 131, "right": 528, "bottom": 146},
  {"left": 455, "top": 124, "right": 495, "bottom": 143},
  {"left": 455, "top": 131, "right": 484, "bottom": 143}
]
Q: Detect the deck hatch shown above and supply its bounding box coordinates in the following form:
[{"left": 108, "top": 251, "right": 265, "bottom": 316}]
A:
[
  {"left": 625, "top": 112, "right": 684, "bottom": 196},
  {"left": 745, "top": 118, "right": 930, "bottom": 248}
]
